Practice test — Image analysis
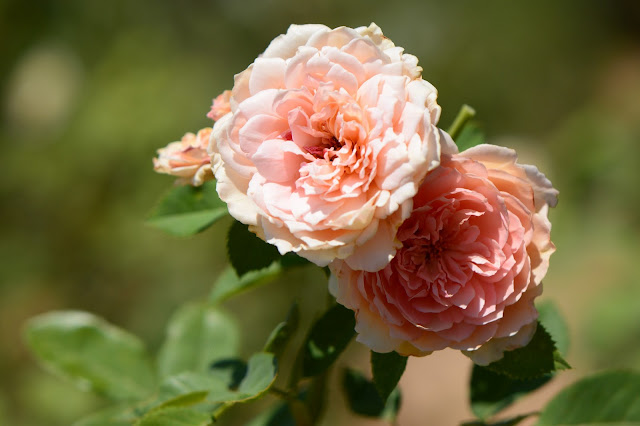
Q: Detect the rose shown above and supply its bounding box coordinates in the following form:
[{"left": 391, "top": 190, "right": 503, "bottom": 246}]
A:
[
  {"left": 153, "top": 127, "right": 213, "bottom": 186},
  {"left": 209, "top": 23, "right": 454, "bottom": 269},
  {"left": 329, "top": 144, "right": 558, "bottom": 365},
  {"left": 207, "top": 90, "right": 232, "bottom": 122}
]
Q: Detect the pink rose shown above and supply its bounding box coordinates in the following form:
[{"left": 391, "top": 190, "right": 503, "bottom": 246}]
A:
[
  {"left": 209, "top": 23, "right": 454, "bottom": 269},
  {"left": 207, "top": 90, "right": 232, "bottom": 121},
  {"left": 329, "top": 144, "right": 558, "bottom": 365},
  {"left": 153, "top": 127, "right": 213, "bottom": 186}
]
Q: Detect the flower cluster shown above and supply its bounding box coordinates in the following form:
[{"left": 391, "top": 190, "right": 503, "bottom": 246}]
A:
[{"left": 153, "top": 23, "right": 557, "bottom": 364}]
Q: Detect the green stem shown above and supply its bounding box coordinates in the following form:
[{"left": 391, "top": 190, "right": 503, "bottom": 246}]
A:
[
  {"left": 269, "top": 386, "right": 293, "bottom": 399},
  {"left": 269, "top": 386, "right": 313, "bottom": 426},
  {"left": 305, "top": 369, "right": 330, "bottom": 424},
  {"left": 447, "top": 104, "right": 476, "bottom": 140}
]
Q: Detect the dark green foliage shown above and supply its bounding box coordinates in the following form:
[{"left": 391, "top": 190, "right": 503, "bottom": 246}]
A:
[
  {"left": 484, "top": 323, "right": 557, "bottom": 380},
  {"left": 470, "top": 366, "right": 550, "bottom": 419},
  {"left": 370, "top": 351, "right": 407, "bottom": 402},
  {"left": 227, "top": 220, "right": 281, "bottom": 277},
  {"left": 302, "top": 304, "right": 356, "bottom": 377},
  {"left": 280, "top": 252, "right": 312, "bottom": 269},
  {"left": 469, "top": 306, "right": 573, "bottom": 422},
  {"left": 342, "top": 369, "right": 401, "bottom": 422}
]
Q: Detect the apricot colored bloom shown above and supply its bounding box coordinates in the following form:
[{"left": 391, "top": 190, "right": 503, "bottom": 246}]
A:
[
  {"left": 329, "top": 145, "right": 558, "bottom": 365},
  {"left": 209, "top": 23, "right": 454, "bottom": 269},
  {"left": 153, "top": 127, "right": 213, "bottom": 186},
  {"left": 207, "top": 90, "right": 232, "bottom": 121}
]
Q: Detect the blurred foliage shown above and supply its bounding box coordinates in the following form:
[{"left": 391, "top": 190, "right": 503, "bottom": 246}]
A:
[{"left": 1, "top": 0, "right": 640, "bottom": 424}]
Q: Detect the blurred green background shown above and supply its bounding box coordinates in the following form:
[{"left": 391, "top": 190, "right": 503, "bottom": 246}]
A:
[{"left": 2, "top": 0, "right": 640, "bottom": 425}]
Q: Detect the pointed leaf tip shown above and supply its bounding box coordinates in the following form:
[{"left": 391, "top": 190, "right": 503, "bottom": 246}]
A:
[{"left": 370, "top": 351, "right": 407, "bottom": 402}]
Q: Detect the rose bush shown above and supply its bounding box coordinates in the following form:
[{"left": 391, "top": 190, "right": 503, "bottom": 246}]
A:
[
  {"left": 329, "top": 144, "right": 558, "bottom": 364},
  {"left": 153, "top": 127, "right": 214, "bottom": 186},
  {"left": 209, "top": 23, "right": 455, "bottom": 270}
]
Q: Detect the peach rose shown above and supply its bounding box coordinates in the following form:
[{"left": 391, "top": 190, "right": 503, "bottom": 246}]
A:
[
  {"left": 329, "top": 144, "right": 558, "bottom": 365},
  {"left": 209, "top": 23, "right": 454, "bottom": 269},
  {"left": 207, "top": 90, "right": 232, "bottom": 121},
  {"left": 153, "top": 127, "right": 213, "bottom": 186}
]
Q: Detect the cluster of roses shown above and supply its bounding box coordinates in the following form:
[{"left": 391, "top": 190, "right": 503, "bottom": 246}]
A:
[{"left": 153, "top": 23, "right": 558, "bottom": 365}]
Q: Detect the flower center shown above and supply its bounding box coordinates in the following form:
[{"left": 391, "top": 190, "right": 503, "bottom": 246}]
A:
[
  {"left": 423, "top": 240, "right": 446, "bottom": 263},
  {"left": 304, "top": 136, "right": 342, "bottom": 158},
  {"left": 400, "top": 236, "right": 448, "bottom": 274}
]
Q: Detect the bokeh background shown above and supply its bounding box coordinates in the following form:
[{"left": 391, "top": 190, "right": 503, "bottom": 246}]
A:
[{"left": 2, "top": 1, "right": 640, "bottom": 425}]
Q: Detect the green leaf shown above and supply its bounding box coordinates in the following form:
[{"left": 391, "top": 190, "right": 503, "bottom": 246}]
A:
[
  {"left": 227, "top": 220, "right": 281, "bottom": 277},
  {"left": 201, "top": 352, "right": 278, "bottom": 406},
  {"left": 228, "top": 352, "right": 278, "bottom": 402},
  {"left": 157, "top": 304, "right": 240, "bottom": 378},
  {"left": 135, "top": 407, "right": 211, "bottom": 426},
  {"left": 24, "top": 311, "right": 156, "bottom": 401},
  {"left": 302, "top": 304, "right": 356, "bottom": 378},
  {"left": 73, "top": 404, "right": 140, "bottom": 426},
  {"left": 209, "top": 263, "right": 282, "bottom": 304},
  {"left": 536, "top": 301, "right": 571, "bottom": 372},
  {"left": 343, "top": 368, "right": 401, "bottom": 422},
  {"left": 469, "top": 310, "right": 571, "bottom": 420},
  {"left": 537, "top": 370, "right": 640, "bottom": 425},
  {"left": 206, "top": 353, "right": 278, "bottom": 421},
  {"left": 470, "top": 365, "right": 551, "bottom": 420},
  {"left": 151, "top": 353, "right": 277, "bottom": 415},
  {"left": 536, "top": 300, "right": 570, "bottom": 355},
  {"left": 553, "top": 351, "right": 571, "bottom": 372},
  {"left": 264, "top": 302, "right": 300, "bottom": 357},
  {"left": 484, "top": 322, "right": 557, "bottom": 380},
  {"left": 147, "top": 181, "right": 228, "bottom": 237},
  {"left": 370, "top": 351, "right": 407, "bottom": 402},
  {"left": 153, "top": 371, "right": 228, "bottom": 409},
  {"left": 280, "top": 252, "right": 312, "bottom": 269},
  {"left": 156, "top": 391, "right": 209, "bottom": 410},
  {"left": 455, "top": 121, "right": 485, "bottom": 152},
  {"left": 209, "top": 358, "right": 248, "bottom": 390}
]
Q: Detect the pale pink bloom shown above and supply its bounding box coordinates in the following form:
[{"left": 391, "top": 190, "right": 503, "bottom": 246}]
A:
[
  {"left": 329, "top": 144, "right": 558, "bottom": 365},
  {"left": 209, "top": 23, "right": 454, "bottom": 269},
  {"left": 153, "top": 127, "right": 213, "bottom": 186},
  {"left": 207, "top": 90, "right": 232, "bottom": 121}
]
